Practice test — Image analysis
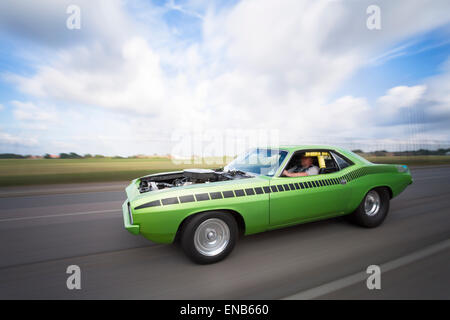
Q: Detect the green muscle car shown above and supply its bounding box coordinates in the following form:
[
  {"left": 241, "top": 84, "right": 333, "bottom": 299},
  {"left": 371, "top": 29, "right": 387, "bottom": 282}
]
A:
[{"left": 122, "top": 145, "right": 412, "bottom": 264}]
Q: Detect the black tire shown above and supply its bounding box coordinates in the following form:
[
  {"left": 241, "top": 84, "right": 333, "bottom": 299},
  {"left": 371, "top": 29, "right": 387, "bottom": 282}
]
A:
[
  {"left": 180, "top": 211, "right": 238, "bottom": 264},
  {"left": 350, "top": 188, "right": 390, "bottom": 228}
]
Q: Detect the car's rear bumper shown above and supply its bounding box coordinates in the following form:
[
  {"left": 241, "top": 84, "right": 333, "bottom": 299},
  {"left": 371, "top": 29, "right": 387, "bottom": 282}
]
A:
[{"left": 122, "top": 200, "right": 139, "bottom": 235}]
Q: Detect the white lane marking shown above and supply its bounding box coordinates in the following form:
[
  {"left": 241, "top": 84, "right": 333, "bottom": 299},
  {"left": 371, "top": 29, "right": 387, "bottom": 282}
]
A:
[
  {"left": 0, "top": 209, "right": 120, "bottom": 222},
  {"left": 283, "top": 238, "right": 450, "bottom": 300}
]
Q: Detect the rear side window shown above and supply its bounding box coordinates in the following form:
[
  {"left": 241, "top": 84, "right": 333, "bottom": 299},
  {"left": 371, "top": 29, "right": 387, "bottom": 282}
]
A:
[{"left": 331, "top": 152, "right": 352, "bottom": 170}]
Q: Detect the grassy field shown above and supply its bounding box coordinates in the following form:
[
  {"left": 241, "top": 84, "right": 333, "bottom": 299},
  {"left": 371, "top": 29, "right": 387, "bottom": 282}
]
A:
[
  {"left": 0, "top": 155, "right": 449, "bottom": 187},
  {"left": 0, "top": 158, "right": 223, "bottom": 187}
]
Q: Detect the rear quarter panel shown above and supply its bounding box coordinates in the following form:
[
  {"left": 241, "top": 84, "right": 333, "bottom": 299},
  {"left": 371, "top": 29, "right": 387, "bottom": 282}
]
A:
[{"left": 341, "top": 164, "right": 412, "bottom": 213}]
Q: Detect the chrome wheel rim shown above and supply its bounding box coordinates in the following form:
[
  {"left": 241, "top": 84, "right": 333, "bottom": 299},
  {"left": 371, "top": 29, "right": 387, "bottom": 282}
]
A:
[
  {"left": 364, "top": 190, "right": 381, "bottom": 216},
  {"left": 194, "top": 218, "right": 230, "bottom": 256}
]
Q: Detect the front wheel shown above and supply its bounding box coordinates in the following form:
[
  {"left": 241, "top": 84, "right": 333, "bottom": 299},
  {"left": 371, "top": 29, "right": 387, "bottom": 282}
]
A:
[
  {"left": 180, "top": 211, "right": 238, "bottom": 264},
  {"left": 350, "top": 188, "right": 390, "bottom": 228}
]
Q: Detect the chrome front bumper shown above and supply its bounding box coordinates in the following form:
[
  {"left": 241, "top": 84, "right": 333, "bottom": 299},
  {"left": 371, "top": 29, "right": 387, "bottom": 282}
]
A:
[{"left": 122, "top": 200, "right": 139, "bottom": 235}]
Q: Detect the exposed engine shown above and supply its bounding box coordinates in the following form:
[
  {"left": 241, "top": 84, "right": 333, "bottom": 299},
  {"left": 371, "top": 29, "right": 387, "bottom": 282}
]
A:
[{"left": 138, "top": 168, "right": 250, "bottom": 193}]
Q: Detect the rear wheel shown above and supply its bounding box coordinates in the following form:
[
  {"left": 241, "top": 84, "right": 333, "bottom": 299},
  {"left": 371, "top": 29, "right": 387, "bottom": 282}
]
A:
[
  {"left": 350, "top": 188, "right": 390, "bottom": 228},
  {"left": 180, "top": 211, "right": 238, "bottom": 264}
]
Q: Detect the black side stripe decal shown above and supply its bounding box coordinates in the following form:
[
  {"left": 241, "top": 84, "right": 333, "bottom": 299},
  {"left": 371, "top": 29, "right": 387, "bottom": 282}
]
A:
[
  {"left": 134, "top": 166, "right": 395, "bottom": 209},
  {"left": 255, "top": 187, "right": 264, "bottom": 194},
  {"left": 223, "top": 190, "right": 234, "bottom": 198},
  {"left": 195, "top": 193, "right": 210, "bottom": 201},
  {"left": 161, "top": 197, "right": 179, "bottom": 205},
  {"left": 210, "top": 192, "right": 223, "bottom": 199},
  {"left": 179, "top": 195, "right": 195, "bottom": 203},
  {"left": 135, "top": 199, "right": 161, "bottom": 209},
  {"left": 244, "top": 188, "right": 254, "bottom": 195}
]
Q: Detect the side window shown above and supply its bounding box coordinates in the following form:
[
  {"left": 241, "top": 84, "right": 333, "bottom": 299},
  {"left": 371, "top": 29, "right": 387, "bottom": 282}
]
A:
[{"left": 331, "top": 152, "right": 352, "bottom": 170}]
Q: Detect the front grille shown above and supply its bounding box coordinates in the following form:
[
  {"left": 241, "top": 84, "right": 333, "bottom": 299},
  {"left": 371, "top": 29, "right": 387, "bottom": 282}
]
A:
[{"left": 128, "top": 202, "right": 134, "bottom": 225}]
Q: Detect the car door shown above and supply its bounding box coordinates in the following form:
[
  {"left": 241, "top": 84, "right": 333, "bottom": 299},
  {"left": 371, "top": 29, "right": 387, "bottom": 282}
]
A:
[{"left": 269, "top": 149, "right": 352, "bottom": 227}]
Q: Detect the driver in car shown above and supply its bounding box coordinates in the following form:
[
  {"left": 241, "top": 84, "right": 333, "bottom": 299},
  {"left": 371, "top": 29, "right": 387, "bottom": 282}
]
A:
[{"left": 282, "top": 155, "right": 319, "bottom": 177}]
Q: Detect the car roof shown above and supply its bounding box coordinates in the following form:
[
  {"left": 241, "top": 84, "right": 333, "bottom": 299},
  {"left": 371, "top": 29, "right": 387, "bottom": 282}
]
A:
[{"left": 277, "top": 145, "right": 344, "bottom": 152}]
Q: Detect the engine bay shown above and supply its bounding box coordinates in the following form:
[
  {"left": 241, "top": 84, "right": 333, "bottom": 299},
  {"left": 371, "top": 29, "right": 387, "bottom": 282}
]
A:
[{"left": 138, "top": 168, "right": 251, "bottom": 193}]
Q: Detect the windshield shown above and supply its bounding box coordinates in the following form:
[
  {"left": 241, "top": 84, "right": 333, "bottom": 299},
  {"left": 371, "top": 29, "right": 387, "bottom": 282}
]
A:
[{"left": 224, "top": 148, "right": 288, "bottom": 176}]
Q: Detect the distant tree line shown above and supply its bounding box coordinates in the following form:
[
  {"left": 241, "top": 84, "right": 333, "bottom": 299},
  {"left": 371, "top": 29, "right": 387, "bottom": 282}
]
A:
[
  {"left": 0, "top": 153, "right": 29, "bottom": 159},
  {"left": 0, "top": 152, "right": 140, "bottom": 159}
]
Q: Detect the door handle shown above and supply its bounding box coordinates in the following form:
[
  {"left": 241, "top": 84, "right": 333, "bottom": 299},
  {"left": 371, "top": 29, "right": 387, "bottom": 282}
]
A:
[{"left": 340, "top": 179, "right": 347, "bottom": 185}]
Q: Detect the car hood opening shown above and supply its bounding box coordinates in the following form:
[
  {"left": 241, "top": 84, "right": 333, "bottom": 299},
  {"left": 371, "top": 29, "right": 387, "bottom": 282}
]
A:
[{"left": 138, "top": 168, "right": 252, "bottom": 193}]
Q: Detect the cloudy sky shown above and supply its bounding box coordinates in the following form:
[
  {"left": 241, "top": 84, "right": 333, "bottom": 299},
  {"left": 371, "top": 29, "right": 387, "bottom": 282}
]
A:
[{"left": 0, "top": 0, "right": 449, "bottom": 156}]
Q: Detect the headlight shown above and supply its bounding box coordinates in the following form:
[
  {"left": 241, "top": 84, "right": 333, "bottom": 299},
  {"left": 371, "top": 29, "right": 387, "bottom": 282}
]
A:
[{"left": 397, "top": 165, "right": 409, "bottom": 173}]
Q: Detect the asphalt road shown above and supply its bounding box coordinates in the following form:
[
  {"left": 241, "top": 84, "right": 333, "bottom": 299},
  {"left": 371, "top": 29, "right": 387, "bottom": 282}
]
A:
[{"left": 0, "top": 166, "right": 449, "bottom": 299}]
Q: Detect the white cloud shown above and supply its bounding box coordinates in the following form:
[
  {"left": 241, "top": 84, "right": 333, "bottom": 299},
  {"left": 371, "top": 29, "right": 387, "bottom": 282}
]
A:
[
  {"left": 0, "top": 131, "right": 38, "bottom": 147},
  {"left": 425, "top": 60, "right": 450, "bottom": 117},
  {"left": 12, "top": 100, "right": 57, "bottom": 122},
  {"left": 166, "top": 0, "right": 204, "bottom": 20},
  {"left": 375, "top": 85, "right": 427, "bottom": 121},
  {"left": 378, "top": 85, "right": 427, "bottom": 108},
  {"left": 2, "top": 0, "right": 450, "bottom": 154},
  {"left": 0, "top": 0, "right": 143, "bottom": 49}
]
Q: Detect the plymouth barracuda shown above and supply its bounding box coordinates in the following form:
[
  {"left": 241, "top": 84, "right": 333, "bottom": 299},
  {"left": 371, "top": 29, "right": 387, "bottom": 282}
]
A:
[{"left": 122, "top": 145, "right": 412, "bottom": 264}]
